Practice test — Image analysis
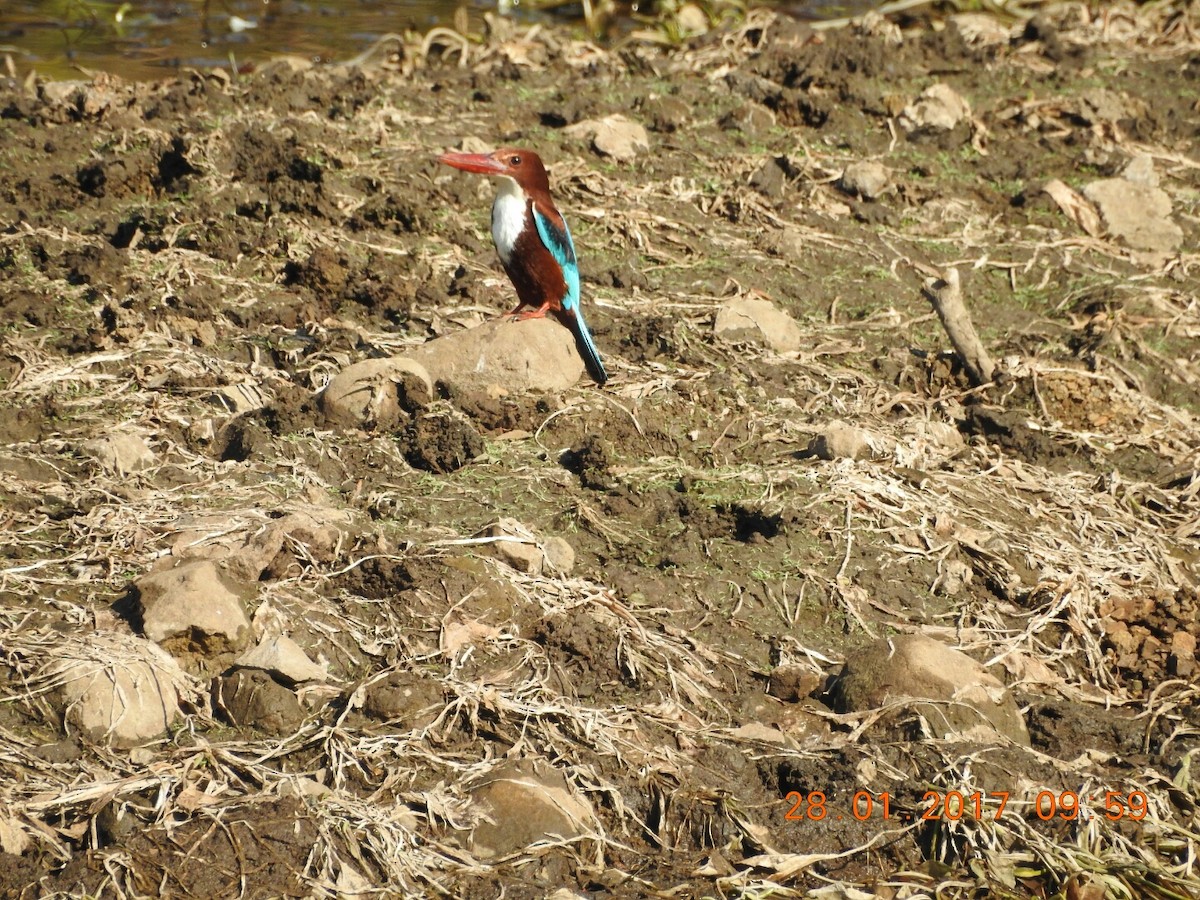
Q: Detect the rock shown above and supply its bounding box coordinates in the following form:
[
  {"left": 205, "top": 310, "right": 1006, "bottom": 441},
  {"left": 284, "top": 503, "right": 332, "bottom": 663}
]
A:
[
  {"left": 320, "top": 357, "right": 433, "bottom": 429},
  {"left": 829, "top": 634, "right": 1030, "bottom": 745},
  {"left": 210, "top": 382, "right": 268, "bottom": 414},
  {"left": 134, "top": 559, "right": 253, "bottom": 652},
  {"left": 0, "top": 814, "right": 30, "bottom": 855},
  {"left": 362, "top": 671, "right": 444, "bottom": 728},
  {"left": 918, "top": 420, "right": 965, "bottom": 453},
  {"left": 734, "top": 695, "right": 829, "bottom": 746},
  {"left": 643, "top": 95, "right": 691, "bottom": 133},
  {"left": 948, "top": 13, "right": 1012, "bottom": 47},
  {"left": 1121, "top": 154, "right": 1159, "bottom": 188},
  {"left": 901, "top": 83, "right": 970, "bottom": 132},
  {"left": 466, "top": 758, "right": 597, "bottom": 859},
  {"left": 713, "top": 297, "right": 804, "bottom": 353},
  {"left": 935, "top": 559, "right": 974, "bottom": 596},
  {"left": 1077, "top": 88, "right": 1140, "bottom": 126},
  {"left": 277, "top": 777, "right": 332, "bottom": 800},
  {"left": 227, "top": 508, "right": 352, "bottom": 582},
  {"left": 897, "top": 419, "right": 965, "bottom": 467},
  {"left": 48, "top": 633, "right": 185, "bottom": 748},
  {"left": 542, "top": 537, "right": 576, "bottom": 575},
  {"left": 721, "top": 105, "right": 775, "bottom": 137},
  {"left": 39, "top": 81, "right": 85, "bottom": 109},
  {"left": 407, "top": 317, "right": 585, "bottom": 394},
  {"left": 215, "top": 669, "right": 305, "bottom": 735},
  {"left": 675, "top": 3, "right": 709, "bottom": 36},
  {"left": 84, "top": 432, "right": 156, "bottom": 475},
  {"left": 564, "top": 115, "right": 650, "bottom": 161},
  {"left": 806, "top": 420, "right": 888, "bottom": 460},
  {"left": 1082, "top": 156, "right": 1182, "bottom": 252},
  {"left": 749, "top": 157, "right": 787, "bottom": 198},
  {"left": 767, "top": 664, "right": 821, "bottom": 702},
  {"left": 838, "top": 161, "right": 890, "bottom": 200},
  {"left": 1169, "top": 631, "right": 1195, "bottom": 678},
  {"left": 235, "top": 635, "right": 327, "bottom": 685},
  {"left": 497, "top": 540, "right": 543, "bottom": 574},
  {"left": 483, "top": 518, "right": 544, "bottom": 574}
]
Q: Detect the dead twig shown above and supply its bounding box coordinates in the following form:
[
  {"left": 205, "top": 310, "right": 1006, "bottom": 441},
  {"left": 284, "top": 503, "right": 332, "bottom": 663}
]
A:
[{"left": 922, "top": 267, "right": 995, "bottom": 387}]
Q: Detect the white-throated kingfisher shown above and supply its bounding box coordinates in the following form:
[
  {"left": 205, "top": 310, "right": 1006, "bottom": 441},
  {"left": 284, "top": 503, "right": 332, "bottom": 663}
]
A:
[{"left": 437, "top": 148, "right": 608, "bottom": 385}]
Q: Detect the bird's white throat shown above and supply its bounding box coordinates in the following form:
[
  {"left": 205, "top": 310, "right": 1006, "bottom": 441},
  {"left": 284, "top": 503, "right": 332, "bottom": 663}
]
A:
[{"left": 491, "top": 175, "right": 526, "bottom": 265}]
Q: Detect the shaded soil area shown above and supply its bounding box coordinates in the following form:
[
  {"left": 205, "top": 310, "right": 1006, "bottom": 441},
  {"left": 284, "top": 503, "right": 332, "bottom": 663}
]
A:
[{"left": 0, "top": 4, "right": 1198, "bottom": 898}]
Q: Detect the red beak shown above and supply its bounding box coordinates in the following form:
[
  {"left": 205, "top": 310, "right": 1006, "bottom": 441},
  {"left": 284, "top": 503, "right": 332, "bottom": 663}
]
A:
[{"left": 438, "top": 151, "right": 505, "bottom": 175}]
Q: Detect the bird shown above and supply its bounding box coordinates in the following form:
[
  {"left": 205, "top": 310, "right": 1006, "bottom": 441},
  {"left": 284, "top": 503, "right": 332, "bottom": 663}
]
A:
[{"left": 437, "top": 147, "right": 608, "bottom": 385}]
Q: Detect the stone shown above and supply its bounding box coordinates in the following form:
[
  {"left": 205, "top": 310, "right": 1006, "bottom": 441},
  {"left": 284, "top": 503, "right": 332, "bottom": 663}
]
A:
[
  {"left": 713, "top": 297, "right": 804, "bottom": 353},
  {"left": 734, "top": 695, "right": 829, "bottom": 746},
  {"left": 829, "top": 634, "right": 1030, "bottom": 745},
  {"left": 277, "top": 777, "right": 332, "bottom": 800},
  {"left": 215, "top": 669, "right": 305, "bottom": 735},
  {"left": 721, "top": 105, "right": 775, "bottom": 136},
  {"left": 564, "top": 115, "right": 650, "bottom": 161},
  {"left": 542, "top": 537, "right": 576, "bottom": 575},
  {"left": 935, "top": 559, "right": 974, "bottom": 596},
  {"left": 1169, "top": 631, "right": 1196, "bottom": 678},
  {"left": 948, "top": 13, "right": 1011, "bottom": 47},
  {"left": 407, "top": 317, "right": 585, "bottom": 395},
  {"left": 838, "top": 161, "right": 890, "bottom": 200},
  {"left": 1121, "top": 154, "right": 1158, "bottom": 188},
  {"left": 483, "top": 518, "right": 544, "bottom": 574},
  {"left": 916, "top": 420, "right": 965, "bottom": 453},
  {"left": 496, "top": 540, "right": 543, "bottom": 574},
  {"left": 0, "top": 815, "right": 30, "bottom": 855},
  {"left": 675, "top": 3, "right": 709, "bottom": 36},
  {"left": 227, "top": 508, "right": 352, "bottom": 582},
  {"left": 134, "top": 559, "right": 252, "bottom": 652},
  {"left": 235, "top": 635, "right": 327, "bottom": 685},
  {"left": 362, "top": 671, "right": 445, "bottom": 728},
  {"left": 767, "top": 664, "right": 821, "bottom": 702},
  {"left": 40, "top": 81, "right": 85, "bottom": 108},
  {"left": 901, "top": 83, "right": 971, "bottom": 132},
  {"left": 84, "top": 432, "right": 156, "bottom": 475},
  {"left": 1083, "top": 156, "right": 1182, "bottom": 252},
  {"left": 210, "top": 382, "right": 268, "bottom": 414},
  {"left": 320, "top": 356, "right": 433, "bottom": 429},
  {"left": 466, "top": 758, "right": 597, "bottom": 859},
  {"left": 806, "top": 420, "right": 887, "bottom": 460},
  {"left": 49, "top": 634, "right": 184, "bottom": 748},
  {"left": 1077, "top": 88, "right": 1140, "bottom": 126}
]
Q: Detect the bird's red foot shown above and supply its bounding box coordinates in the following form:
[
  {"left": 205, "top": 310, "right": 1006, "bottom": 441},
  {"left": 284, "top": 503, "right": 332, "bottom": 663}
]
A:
[{"left": 509, "top": 302, "right": 552, "bottom": 321}]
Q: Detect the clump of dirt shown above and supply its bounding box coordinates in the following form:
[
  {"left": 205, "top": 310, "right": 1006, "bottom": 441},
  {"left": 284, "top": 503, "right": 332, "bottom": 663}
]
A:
[
  {"left": 397, "top": 410, "right": 484, "bottom": 472},
  {"left": 1, "top": 5, "right": 1198, "bottom": 899}
]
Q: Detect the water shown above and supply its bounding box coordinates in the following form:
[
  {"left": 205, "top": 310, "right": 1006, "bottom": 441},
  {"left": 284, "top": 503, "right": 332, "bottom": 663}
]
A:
[{"left": 0, "top": 0, "right": 872, "bottom": 82}]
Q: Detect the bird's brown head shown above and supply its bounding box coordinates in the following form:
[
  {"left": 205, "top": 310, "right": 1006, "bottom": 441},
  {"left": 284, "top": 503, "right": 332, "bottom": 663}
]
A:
[{"left": 437, "top": 147, "right": 550, "bottom": 192}]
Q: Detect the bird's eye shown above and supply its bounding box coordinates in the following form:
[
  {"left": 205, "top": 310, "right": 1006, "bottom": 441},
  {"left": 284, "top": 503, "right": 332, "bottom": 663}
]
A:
[{"left": 509, "top": 155, "right": 521, "bottom": 166}]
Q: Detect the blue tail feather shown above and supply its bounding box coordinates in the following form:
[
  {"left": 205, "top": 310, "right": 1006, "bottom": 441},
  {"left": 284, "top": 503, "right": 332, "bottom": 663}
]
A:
[
  {"left": 533, "top": 199, "right": 607, "bottom": 385},
  {"left": 567, "top": 307, "right": 608, "bottom": 385}
]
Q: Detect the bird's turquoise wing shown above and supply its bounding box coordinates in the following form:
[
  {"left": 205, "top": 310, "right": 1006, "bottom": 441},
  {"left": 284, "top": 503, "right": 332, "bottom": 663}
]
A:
[
  {"left": 532, "top": 200, "right": 606, "bottom": 384},
  {"left": 532, "top": 201, "right": 581, "bottom": 311}
]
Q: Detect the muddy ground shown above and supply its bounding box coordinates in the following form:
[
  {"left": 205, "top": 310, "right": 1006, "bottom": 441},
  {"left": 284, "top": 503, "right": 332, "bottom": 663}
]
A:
[{"left": 0, "top": 3, "right": 1198, "bottom": 898}]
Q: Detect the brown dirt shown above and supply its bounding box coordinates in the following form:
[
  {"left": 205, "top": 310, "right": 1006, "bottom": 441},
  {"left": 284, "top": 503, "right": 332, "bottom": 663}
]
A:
[{"left": 1, "top": 5, "right": 1199, "bottom": 899}]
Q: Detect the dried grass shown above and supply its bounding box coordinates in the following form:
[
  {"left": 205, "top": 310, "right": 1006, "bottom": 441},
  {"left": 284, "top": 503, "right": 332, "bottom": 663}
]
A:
[{"left": 0, "top": 1, "right": 1198, "bottom": 897}]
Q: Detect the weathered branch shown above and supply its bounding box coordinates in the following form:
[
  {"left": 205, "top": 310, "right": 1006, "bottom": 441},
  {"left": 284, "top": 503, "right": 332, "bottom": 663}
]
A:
[{"left": 922, "top": 267, "right": 995, "bottom": 387}]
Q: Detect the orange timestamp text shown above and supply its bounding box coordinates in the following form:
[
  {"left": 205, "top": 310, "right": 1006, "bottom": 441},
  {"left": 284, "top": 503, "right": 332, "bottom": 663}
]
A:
[{"left": 783, "top": 790, "right": 1150, "bottom": 823}]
